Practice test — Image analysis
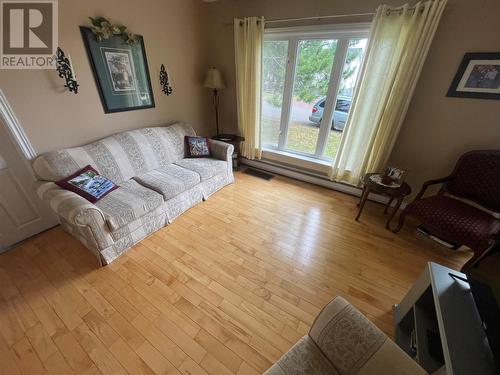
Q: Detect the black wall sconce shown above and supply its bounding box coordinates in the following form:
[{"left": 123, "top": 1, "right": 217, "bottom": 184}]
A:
[
  {"left": 159, "top": 64, "right": 173, "bottom": 96},
  {"left": 56, "top": 47, "right": 79, "bottom": 94}
]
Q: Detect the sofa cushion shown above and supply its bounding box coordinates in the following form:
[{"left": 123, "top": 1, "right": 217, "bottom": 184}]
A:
[
  {"left": 95, "top": 179, "right": 164, "bottom": 231},
  {"left": 264, "top": 336, "right": 340, "bottom": 375},
  {"left": 175, "top": 158, "right": 227, "bottom": 181},
  {"left": 32, "top": 122, "right": 196, "bottom": 183},
  {"left": 134, "top": 165, "right": 201, "bottom": 200}
]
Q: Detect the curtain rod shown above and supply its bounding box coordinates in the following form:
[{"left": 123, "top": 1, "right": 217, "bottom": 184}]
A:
[
  {"left": 225, "top": 5, "right": 421, "bottom": 26},
  {"left": 264, "top": 12, "right": 375, "bottom": 24}
]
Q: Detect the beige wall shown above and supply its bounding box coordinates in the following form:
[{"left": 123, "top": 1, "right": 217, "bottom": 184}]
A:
[
  {"left": 0, "top": 0, "right": 210, "bottom": 154},
  {"left": 2, "top": 0, "right": 499, "bottom": 193},
  {"left": 202, "top": 0, "right": 500, "bottom": 195}
]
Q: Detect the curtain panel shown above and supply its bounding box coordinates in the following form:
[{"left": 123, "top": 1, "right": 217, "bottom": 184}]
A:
[
  {"left": 330, "top": 0, "right": 447, "bottom": 184},
  {"left": 234, "top": 16, "right": 265, "bottom": 160}
]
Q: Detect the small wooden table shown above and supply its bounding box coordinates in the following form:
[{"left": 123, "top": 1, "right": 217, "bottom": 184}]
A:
[{"left": 355, "top": 173, "right": 412, "bottom": 229}]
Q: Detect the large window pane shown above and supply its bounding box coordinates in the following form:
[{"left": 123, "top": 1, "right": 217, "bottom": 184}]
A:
[
  {"left": 286, "top": 39, "right": 337, "bottom": 155},
  {"left": 324, "top": 38, "right": 368, "bottom": 159},
  {"left": 261, "top": 40, "right": 288, "bottom": 148}
]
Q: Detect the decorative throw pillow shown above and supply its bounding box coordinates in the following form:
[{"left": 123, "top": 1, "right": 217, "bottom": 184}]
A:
[
  {"left": 185, "top": 136, "right": 211, "bottom": 158},
  {"left": 55, "top": 165, "right": 118, "bottom": 203}
]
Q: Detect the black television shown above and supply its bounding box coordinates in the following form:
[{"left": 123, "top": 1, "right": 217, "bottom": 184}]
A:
[{"left": 466, "top": 246, "right": 500, "bottom": 372}]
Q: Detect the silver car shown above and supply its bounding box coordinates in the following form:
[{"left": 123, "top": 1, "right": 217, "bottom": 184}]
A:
[{"left": 309, "top": 96, "right": 351, "bottom": 131}]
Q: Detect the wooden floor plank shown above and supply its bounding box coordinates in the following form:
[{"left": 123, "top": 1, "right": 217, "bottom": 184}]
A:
[{"left": 0, "top": 171, "right": 469, "bottom": 374}]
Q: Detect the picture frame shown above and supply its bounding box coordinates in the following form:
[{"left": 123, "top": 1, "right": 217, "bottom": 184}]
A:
[
  {"left": 447, "top": 52, "right": 500, "bottom": 100},
  {"left": 80, "top": 26, "right": 155, "bottom": 113},
  {"left": 384, "top": 167, "right": 405, "bottom": 181},
  {"left": 382, "top": 166, "right": 406, "bottom": 186}
]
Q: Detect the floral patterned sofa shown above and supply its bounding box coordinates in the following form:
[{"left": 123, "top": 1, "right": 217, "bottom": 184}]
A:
[
  {"left": 264, "top": 296, "right": 426, "bottom": 375},
  {"left": 33, "top": 122, "right": 234, "bottom": 266}
]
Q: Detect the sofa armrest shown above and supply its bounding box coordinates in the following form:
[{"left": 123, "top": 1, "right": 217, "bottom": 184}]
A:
[
  {"left": 36, "top": 182, "right": 105, "bottom": 225},
  {"left": 36, "top": 182, "right": 113, "bottom": 249},
  {"left": 208, "top": 139, "right": 234, "bottom": 162}
]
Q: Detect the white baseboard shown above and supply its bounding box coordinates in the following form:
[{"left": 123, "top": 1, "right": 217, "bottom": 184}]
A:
[{"left": 241, "top": 158, "right": 407, "bottom": 208}]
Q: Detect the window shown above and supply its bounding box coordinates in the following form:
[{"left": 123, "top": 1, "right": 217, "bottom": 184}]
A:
[
  {"left": 261, "top": 25, "right": 369, "bottom": 162},
  {"left": 335, "top": 99, "right": 350, "bottom": 113}
]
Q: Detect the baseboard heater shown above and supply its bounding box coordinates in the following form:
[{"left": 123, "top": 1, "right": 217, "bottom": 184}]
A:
[{"left": 240, "top": 157, "right": 402, "bottom": 207}]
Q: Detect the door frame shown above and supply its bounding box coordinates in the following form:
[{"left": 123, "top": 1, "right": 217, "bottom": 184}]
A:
[
  {"left": 0, "top": 90, "right": 37, "bottom": 160},
  {"left": 0, "top": 89, "right": 57, "bottom": 251}
]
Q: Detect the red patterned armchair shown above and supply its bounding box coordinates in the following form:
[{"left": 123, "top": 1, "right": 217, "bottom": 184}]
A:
[{"left": 395, "top": 150, "right": 500, "bottom": 271}]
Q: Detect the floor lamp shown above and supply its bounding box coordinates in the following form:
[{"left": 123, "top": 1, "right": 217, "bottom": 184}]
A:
[{"left": 204, "top": 67, "right": 226, "bottom": 136}]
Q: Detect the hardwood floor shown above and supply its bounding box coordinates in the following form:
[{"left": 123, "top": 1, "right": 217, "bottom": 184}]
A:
[{"left": 0, "top": 170, "right": 470, "bottom": 375}]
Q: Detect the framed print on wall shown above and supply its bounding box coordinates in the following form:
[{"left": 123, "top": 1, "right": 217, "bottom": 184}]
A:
[
  {"left": 80, "top": 26, "right": 155, "bottom": 113},
  {"left": 447, "top": 52, "right": 500, "bottom": 100}
]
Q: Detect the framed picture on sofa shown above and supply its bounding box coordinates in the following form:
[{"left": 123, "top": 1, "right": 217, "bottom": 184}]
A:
[
  {"left": 447, "top": 52, "right": 500, "bottom": 100},
  {"left": 80, "top": 26, "right": 155, "bottom": 113}
]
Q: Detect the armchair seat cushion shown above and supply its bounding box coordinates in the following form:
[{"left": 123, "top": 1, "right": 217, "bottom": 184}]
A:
[
  {"left": 175, "top": 158, "right": 228, "bottom": 181},
  {"left": 134, "top": 165, "right": 201, "bottom": 201},
  {"left": 95, "top": 179, "right": 164, "bottom": 231},
  {"left": 406, "top": 196, "right": 500, "bottom": 250}
]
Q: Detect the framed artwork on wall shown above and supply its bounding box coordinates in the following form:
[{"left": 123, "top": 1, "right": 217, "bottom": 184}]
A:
[
  {"left": 447, "top": 52, "right": 500, "bottom": 100},
  {"left": 80, "top": 26, "right": 155, "bottom": 113}
]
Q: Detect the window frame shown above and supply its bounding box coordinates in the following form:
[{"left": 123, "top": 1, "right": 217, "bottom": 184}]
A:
[{"left": 262, "top": 23, "right": 370, "bottom": 161}]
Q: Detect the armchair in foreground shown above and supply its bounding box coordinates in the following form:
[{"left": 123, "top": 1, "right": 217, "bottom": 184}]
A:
[{"left": 394, "top": 150, "right": 500, "bottom": 271}]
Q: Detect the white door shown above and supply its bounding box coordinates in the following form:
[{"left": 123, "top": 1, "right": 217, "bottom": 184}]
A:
[{"left": 0, "top": 93, "right": 57, "bottom": 252}]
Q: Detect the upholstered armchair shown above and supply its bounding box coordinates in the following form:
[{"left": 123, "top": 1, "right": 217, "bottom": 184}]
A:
[{"left": 394, "top": 150, "right": 500, "bottom": 271}]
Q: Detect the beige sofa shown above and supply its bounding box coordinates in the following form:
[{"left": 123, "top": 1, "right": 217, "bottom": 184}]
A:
[
  {"left": 33, "top": 122, "right": 234, "bottom": 266},
  {"left": 265, "top": 296, "right": 426, "bottom": 375}
]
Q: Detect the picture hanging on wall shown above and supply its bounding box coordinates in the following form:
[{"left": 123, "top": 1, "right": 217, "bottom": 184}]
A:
[
  {"left": 80, "top": 26, "right": 155, "bottom": 113},
  {"left": 447, "top": 52, "right": 500, "bottom": 100}
]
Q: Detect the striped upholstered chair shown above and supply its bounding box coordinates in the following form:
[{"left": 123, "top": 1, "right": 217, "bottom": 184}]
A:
[{"left": 264, "top": 296, "right": 425, "bottom": 375}]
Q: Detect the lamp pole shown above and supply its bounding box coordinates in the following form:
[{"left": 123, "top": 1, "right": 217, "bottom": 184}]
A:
[{"left": 213, "top": 88, "right": 220, "bottom": 135}]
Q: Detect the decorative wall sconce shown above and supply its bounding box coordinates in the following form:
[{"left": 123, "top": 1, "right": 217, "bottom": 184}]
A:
[
  {"left": 56, "top": 47, "right": 79, "bottom": 94},
  {"left": 159, "top": 64, "right": 173, "bottom": 96}
]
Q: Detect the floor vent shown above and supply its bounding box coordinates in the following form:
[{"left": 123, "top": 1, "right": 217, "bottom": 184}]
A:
[{"left": 243, "top": 168, "right": 275, "bottom": 181}]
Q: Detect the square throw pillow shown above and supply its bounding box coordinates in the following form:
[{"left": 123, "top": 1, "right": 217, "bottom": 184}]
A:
[
  {"left": 55, "top": 165, "right": 118, "bottom": 203},
  {"left": 185, "top": 136, "right": 211, "bottom": 158}
]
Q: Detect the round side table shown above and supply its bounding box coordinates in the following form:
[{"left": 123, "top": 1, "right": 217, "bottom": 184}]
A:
[{"left": 355, "top": 173, "right": 412, "bottom": 229}]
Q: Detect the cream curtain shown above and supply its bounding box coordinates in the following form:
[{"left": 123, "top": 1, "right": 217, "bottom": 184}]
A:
[
  {"left": 234, "top": 16, "right": 264, "bottom": 159},
  {"left": 330, "top": 0, "right": 447, "bottom": 184}
]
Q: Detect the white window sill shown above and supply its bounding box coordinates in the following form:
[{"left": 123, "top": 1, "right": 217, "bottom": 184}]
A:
[{"left": 261, "top": 148, "right": 332, "bottom": 175}]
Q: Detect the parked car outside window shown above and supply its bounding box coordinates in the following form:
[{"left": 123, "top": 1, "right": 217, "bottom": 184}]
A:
[{"left": 308, "top": 96, "right": 352, "bottom": 131}]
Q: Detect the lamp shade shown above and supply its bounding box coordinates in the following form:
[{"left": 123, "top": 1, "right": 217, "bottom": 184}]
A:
[{"left": 203, "top": 67, "right": 226, "bottom": 89}]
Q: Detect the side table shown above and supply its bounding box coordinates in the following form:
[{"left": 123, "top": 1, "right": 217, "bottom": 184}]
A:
[
  {"left": 211, "top": 134, "right": 245, "bottom": 170},
  {"left": 355, "top": 173, "right": 412, "bottom": 229}
]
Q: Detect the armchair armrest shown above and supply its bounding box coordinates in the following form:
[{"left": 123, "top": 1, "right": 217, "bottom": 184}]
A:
[
  {"left": 415, "top": 175, "right": 453, "bottom": 200},
  {"left": 36, "top": 182, "right": 113, "bottom": 249},
  {"left": 309, "top": 296, "right": 387, "bottom": 343},
  {"left": 208, "top": 139, "right": 234, "bottom": 162},
  {"left": 309, "top": 296, "right": 426, "bottom": 375}
]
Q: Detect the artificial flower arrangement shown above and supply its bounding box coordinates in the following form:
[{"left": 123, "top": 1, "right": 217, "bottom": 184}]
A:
[{"left": 88, "top": 16, "right": 137, "bottom": 45}]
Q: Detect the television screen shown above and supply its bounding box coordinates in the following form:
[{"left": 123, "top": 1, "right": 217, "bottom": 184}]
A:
[{"left": 467, "top": 247, "right": 500, "bottom": 372}]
